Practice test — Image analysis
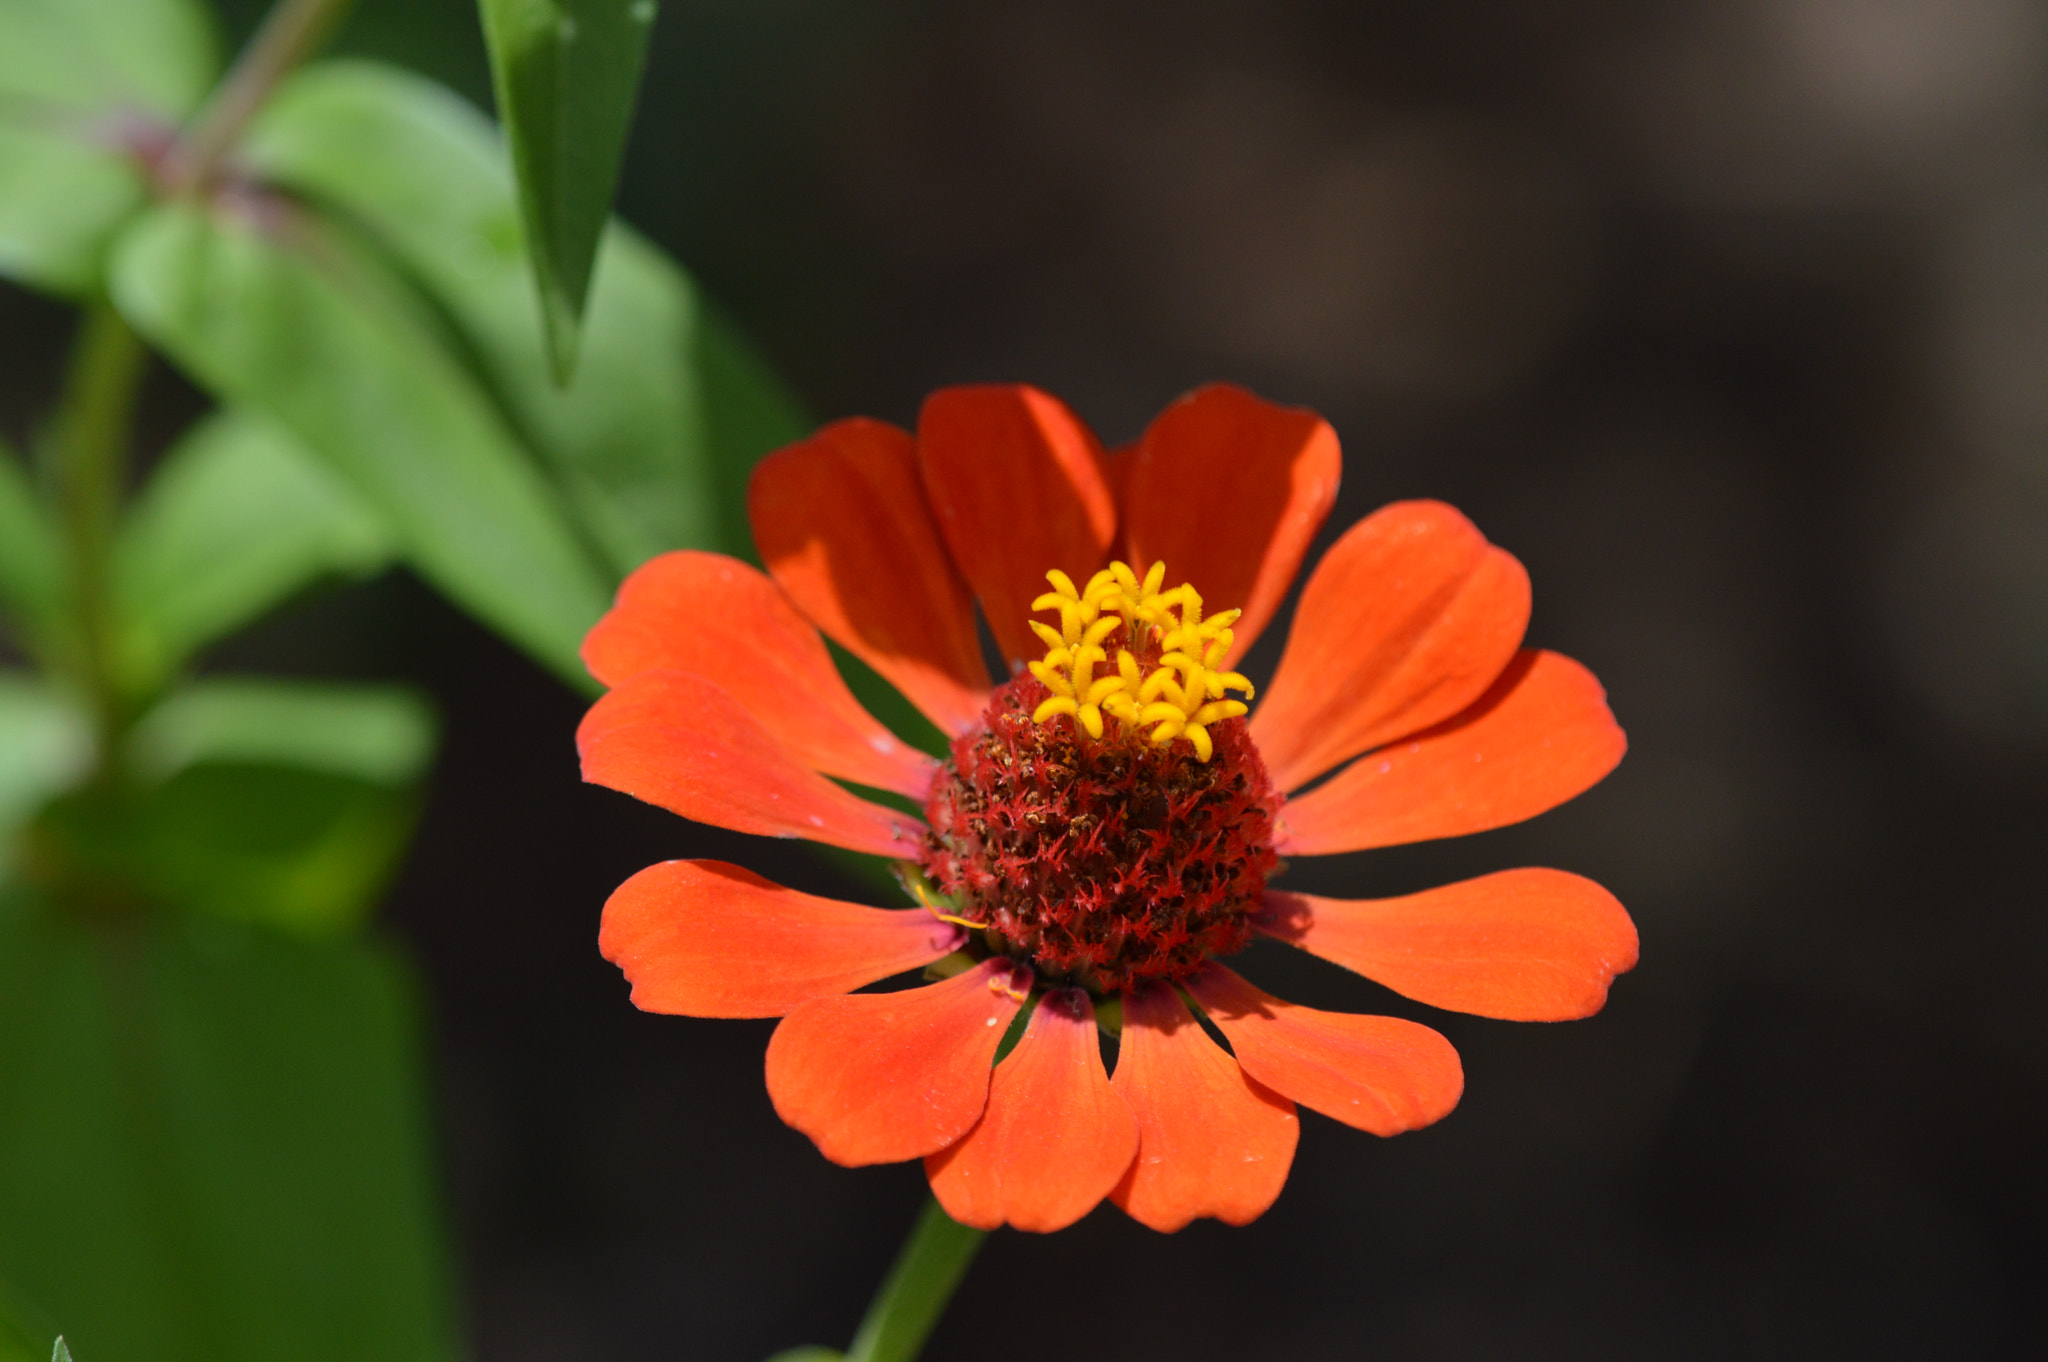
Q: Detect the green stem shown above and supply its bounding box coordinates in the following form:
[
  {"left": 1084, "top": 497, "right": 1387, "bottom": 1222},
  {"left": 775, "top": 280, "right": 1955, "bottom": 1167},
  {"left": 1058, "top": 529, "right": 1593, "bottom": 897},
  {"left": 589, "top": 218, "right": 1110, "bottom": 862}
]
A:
[
  {"left": 160, "top": 0, "right": 359, "bottom": 194},
  {"left": 43, "top": 299, "right": 147, "bottom": 750},
  {"left": 844, "top": 1199, "right": 987, "bottom": 1362},
  {"left": 47, "top": 0, "right": 358, "bottom": 733}
]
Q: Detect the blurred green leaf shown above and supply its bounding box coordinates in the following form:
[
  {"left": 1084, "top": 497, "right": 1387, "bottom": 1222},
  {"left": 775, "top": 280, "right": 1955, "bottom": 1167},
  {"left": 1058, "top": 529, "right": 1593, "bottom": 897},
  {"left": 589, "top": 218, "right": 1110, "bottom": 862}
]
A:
[
  {"left": 32, "top": 756, "right": 423, "bottom": 940},
  {"left": 476, "top": 0, "right": 658, "bottom": 380},
  {"left": 111, "top": 409, "right": 392, "bottom": 690},
  {"left": 0, "top": 443, "right": 64, "bottom": 654},
  {"left": 248, "top": 59, "right": 720, "bottom": 573},
  {"left": 0, "top": 676, "right": 91, "bottom": 882},
  {"left": 50, "top": 1340, "right": 72, "bottom": 1362},
  {"left": 126, "top": 678, "right": 434, "bottom": 787},
  {"left": 128, "top": 764, "right": 420, "bottom": 938},
  {"left": 0, "top": 1275, "right": 56, "bottom": 1362},
  {"left": 0, "top": 0, "right": 217, "bottom": 118},
  {"left": 108, "top": 199, "right": 613, "bottom": 687},
  {"left": 0, "top": 122, "right": 147, "bottom": 297},
  {"left": 0, "top": 908, "right": 456, "bottom": 1362}
]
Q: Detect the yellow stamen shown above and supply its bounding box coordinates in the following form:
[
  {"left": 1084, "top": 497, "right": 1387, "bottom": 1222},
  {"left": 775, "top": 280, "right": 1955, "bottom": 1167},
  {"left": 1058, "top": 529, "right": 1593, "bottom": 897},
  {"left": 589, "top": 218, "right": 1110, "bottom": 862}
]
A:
[
  {"left": 912, "top": 878, "right": 985, "bottom": 931},
  {"left": 990, "top": 969, "right": 1033, "bottom": 1003},
  {"left": 1026, "top": 560, "right": 1255, "bottom": 762}
]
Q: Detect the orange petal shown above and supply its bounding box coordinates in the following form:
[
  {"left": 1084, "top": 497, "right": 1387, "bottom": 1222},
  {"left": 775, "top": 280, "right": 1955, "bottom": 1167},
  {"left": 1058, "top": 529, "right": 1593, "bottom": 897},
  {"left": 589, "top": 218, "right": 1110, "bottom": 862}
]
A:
[
  {"left": 925, "top": 988, "right": 1139, "bottom": 1232},
  {"left": 582, "top": 550, "right": 939, "bottom": 798},
  {"left": 1257, "top": 869, "right": 1639, "bottom": 1022},
  {"left": 1277, "top": 649, "right": 1626, "bottom": 855},
  {"left": 766, "top": 959, "right": 1030, "bottom": 1166},
  {"left": 750, "top": 418, "right": 992, "bottom": 736},
  {"left": 1187, "top": 965, "right": 1462, "bottom": 1136},
  {"left": 578, "top": 670, "right": 924, "bottom": 858},
  {"left": 916, "top": 386, "right": 1118, "bottom": 668},
  {"left": 1123, "top": 385, "right": 1340, "bottom": 665},
  {"left": 599, "top": 859, "right": 965, "bottom": 1019},
  {"left": 1250, "top": 500, "right": 1531, "bottom": 792},
  {"left": 1109, "top": 981, "right": 1299, "bottom": 1232}
]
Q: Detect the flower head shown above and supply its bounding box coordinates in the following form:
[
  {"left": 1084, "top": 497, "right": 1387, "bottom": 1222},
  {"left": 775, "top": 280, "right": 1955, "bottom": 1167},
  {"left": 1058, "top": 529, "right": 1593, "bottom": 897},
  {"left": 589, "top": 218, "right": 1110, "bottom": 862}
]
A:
[{"left": 579, "top": 383, "right": 1637, "bottom": 1233}]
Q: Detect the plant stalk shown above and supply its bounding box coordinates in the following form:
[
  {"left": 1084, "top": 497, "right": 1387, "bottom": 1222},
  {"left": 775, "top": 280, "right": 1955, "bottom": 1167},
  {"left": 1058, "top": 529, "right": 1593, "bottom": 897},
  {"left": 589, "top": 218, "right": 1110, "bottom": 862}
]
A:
[
  {"left": 160, "top": 0, "right": 360, "bottom": 194},
  {"left": 844, "top": 1198, "right": 987, "bottom": 1362},
  {"left": 43, "top": 299, "right": 147, "bottom": 750}
]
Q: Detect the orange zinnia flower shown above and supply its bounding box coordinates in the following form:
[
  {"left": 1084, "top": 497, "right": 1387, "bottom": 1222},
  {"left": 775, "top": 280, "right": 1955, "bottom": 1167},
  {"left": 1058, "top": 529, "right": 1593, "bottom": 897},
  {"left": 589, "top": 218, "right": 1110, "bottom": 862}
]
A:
[{"left": 580, "top": 383, "right": 1637, "bottom": 1234}]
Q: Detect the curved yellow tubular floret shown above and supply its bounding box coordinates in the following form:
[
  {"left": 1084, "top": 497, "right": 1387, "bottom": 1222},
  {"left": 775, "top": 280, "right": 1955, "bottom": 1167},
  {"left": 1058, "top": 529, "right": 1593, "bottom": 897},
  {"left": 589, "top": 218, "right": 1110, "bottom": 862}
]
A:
[{"left": 1027, "top": 560, "right": 1254, "bottom": 762}]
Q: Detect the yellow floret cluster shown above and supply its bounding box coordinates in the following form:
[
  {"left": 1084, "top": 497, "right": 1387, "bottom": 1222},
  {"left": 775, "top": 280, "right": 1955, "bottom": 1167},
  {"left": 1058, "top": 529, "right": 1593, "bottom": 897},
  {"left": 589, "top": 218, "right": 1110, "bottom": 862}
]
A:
[{"left": 1025, "top": 560, "right": 1254, "bottom": 762}]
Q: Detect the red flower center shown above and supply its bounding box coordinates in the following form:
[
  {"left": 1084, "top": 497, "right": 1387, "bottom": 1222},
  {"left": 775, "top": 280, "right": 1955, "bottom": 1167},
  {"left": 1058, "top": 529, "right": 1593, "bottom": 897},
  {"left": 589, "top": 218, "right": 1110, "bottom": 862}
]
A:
[{"left": 917, "top": 563, "right": 1282, "bottom": 992}]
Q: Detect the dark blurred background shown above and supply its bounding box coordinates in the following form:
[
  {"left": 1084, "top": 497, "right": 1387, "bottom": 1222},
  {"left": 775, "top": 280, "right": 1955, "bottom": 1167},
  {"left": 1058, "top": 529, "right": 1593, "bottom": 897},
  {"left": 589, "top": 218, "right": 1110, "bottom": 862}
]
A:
[{"left": 8, "top": 0, "right": 2048, "bottom": 1357}]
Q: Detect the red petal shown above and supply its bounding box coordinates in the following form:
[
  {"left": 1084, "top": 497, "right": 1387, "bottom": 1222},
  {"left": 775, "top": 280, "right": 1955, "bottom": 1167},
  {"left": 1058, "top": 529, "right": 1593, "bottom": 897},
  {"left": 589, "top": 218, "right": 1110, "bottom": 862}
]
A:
[
  {"left": 917, "top": 386, "right": 1118, "bottom": 668},
  {"left": 582, "top": 551, "right": 939, "bottom": 798},
  {"left": 750, "top": 418, "right": 992, "bottom": 736},
  {"left": 599, "top": 859, "right": 965, "bottom": 1019},
  {"left": 1257, "top": 869, "right": 1639, "bottom": 1022},
  {"left": 766, "top": 959, "right": 1030, "bottom": 1166},
  {"left": 1277, "top": 649, "right": 1625, "bottom": 855},
  {"left": 1109, "top": 981, "right": 1299, "bottom": 1232},
  {"left": 1249, "top": 500, "right": 1531, "bottom": 792},
  {"left": 578, "top": 670, "right": 924, "bottom": 858},
  {"left": 1122, "top": 385, "right": 1340, "bottom": 664},
  {"left": 1187, "top": 965, "right": 1462, "bottom": 1136},
  {"left": 925, "top": 989, "right": 1138, "bottom": 1232}
]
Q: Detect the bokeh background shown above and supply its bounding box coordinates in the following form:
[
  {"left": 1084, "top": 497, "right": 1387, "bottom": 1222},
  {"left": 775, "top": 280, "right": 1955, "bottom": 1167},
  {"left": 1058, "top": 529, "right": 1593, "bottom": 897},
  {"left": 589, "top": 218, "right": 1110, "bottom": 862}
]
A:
[{"left": 6, "top": 0, "right": 2046, "bottom": 1357}]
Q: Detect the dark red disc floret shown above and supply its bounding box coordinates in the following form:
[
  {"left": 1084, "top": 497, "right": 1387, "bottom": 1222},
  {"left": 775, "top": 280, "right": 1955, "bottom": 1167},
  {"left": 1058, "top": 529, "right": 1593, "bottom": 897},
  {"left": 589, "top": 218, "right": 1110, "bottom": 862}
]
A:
[{"left": 920, "top": 676, "right": 1281, "bottom": 992}]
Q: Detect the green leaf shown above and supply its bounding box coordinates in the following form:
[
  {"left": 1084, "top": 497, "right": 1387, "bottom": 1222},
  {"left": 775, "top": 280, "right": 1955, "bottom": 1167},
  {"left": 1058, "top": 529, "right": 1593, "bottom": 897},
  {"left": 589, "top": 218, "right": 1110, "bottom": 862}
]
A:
[
  {"left": 476, "top": 0, "right": 658, "bottom": 379},
  {"left": 125, "top": 678, "right": 434, "bottom": 787},
  {"left": 246, "top": 60, "right": 721, "bottom": 573},
  {"left": 20, "top": 679, "right": 435, "bottom": 939},
  {"left": 0, "top": 0, "right": 217, "bottom": 118},
  {"left": 129, "top": 764, "right": 422, "bottom": 937},
  {"left": 0, "top": 1275, "right": 57, "bottom": 1362},
  {"left": 0, "top": 676, "right": 92, "bottom": 882},
  {"left": 0, "top": 121, "right": 148, "bottom": 297},
  {"left": 32, "top": 763, "right": 421, "bottom": 939},
  {"left": 31, "top": 676, "right": 432, "bottom": 935},
  {"left": 50, "top": 1340, "right": 72, "bottom": 1362},
  {"left": 0, "top": 908, "right": 456, "bottom": 1362},
  {"left": 108, "top": 199, "right": 613, "bottom": 687},
  {"left": 111, "top": 410, "right": 392, "bottom": 691},
  {"left": 0, "top": 442, "right": 64, "bottom": 654}
]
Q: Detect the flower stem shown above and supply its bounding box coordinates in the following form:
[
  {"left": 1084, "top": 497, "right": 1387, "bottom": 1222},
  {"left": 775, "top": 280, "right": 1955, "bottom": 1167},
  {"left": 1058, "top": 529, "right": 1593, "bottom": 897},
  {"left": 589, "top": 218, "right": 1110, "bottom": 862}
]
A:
[
  {"left": 42, "top": 299, "right": 147, "bottom": 750},
  {"left": 160, "top": 0, "right": 359, "bottom": 194},
  {"left": 843, "top": 1198, "right": 986, "bottom": 1362}
]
